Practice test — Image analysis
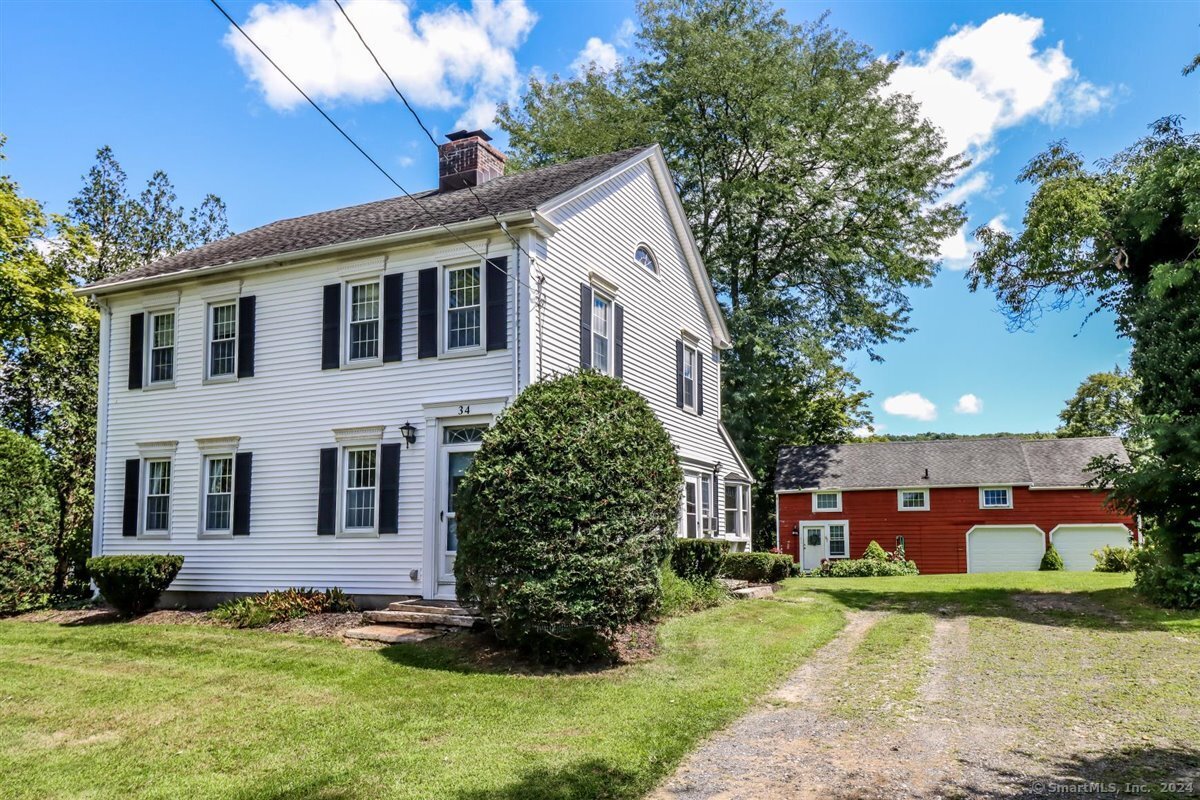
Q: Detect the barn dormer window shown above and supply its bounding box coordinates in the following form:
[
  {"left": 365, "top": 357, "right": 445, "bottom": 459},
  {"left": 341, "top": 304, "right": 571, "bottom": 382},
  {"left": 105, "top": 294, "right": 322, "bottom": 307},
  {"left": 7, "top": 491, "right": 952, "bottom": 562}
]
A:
[{"left": 634, "top": 245, "right": 656, "bottom": 273}]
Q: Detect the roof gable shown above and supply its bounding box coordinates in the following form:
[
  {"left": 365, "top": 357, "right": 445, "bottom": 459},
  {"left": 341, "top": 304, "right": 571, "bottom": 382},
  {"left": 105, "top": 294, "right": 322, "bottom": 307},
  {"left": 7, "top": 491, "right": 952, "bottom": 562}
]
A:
[{"left": 775, "top": 436, "right": 1128, "bottom": 491}]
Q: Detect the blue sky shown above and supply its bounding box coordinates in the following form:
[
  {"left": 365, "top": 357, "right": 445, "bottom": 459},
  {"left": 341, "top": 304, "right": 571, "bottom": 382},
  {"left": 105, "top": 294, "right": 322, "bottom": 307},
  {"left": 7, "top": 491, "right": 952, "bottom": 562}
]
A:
[{"left": 1, "top": 0, "right": 1196, "bottom": 435}]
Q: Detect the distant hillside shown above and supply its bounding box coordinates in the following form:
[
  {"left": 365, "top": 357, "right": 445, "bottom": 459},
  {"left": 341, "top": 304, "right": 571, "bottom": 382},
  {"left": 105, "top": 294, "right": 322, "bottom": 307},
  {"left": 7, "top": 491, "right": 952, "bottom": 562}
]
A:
[{"left": 856, "top": 431, "right": 1057, "bottom": 442}]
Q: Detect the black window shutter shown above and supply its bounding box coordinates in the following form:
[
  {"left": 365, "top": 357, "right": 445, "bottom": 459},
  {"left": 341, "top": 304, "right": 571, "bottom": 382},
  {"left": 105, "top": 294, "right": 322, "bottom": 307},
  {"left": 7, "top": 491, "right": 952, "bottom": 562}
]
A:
[
  {"left": 675, "top": 339, "right": 684, "bottom": 408},
  {"left": 417, "top": 267, "right": 438, "bottom": 359},
  {"left": 233, "top": 452, "right": 253, "bottom": 535},
  {"left": 382, "top": 273, "right": 403, "bottom": 363},
  {"left": 486, "top": 257, "right": 508, "bottom": 351},
  {"left": 122, "top": 458, "right": 140, "bottom": 536},
  {"left": 578, "top": 283, "right": 593, "bottom": 369},
  {"left": 321, "top": 284, "right": 341, "bottom": 370},
  {"left": 613, "top": 303, "right": 625, "bottom": 379},
  {"left": 697, "top": 348, "right": 705, "bottom": 416},
  {"left": 317, "top": 447, "right": 337, "bottom": 535},
  {"left": 379, "top": 443, "right": 401, "bottom": 534},
  {"left": 127, "top": 313, "right": 144, "bottom": 390},
  {"left": 237, "top": 296, "right": 256, "bottom": 378}
]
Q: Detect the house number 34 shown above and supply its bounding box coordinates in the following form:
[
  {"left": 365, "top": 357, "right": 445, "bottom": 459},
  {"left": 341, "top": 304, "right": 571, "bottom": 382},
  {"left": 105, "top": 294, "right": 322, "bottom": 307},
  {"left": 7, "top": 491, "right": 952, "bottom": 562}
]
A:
[{"left": 458, "top": 405, "right": 470, "bottom": 415}]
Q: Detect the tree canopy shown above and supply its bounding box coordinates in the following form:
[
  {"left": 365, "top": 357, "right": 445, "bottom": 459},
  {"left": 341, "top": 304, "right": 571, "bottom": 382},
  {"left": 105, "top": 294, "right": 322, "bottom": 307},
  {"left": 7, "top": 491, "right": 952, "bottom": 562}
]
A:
[
  {"left": 499, "top": 0, "right": 965, "bottom": 544},
  {"left": 1056, "top": 367, "right": 1141, "bottom": 440}
]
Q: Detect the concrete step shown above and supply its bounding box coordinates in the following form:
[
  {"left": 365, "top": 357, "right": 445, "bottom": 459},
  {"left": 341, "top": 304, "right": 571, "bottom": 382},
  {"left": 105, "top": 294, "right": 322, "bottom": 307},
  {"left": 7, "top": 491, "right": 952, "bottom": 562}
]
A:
[
  {"left": 343, "top": 625, "right": 443, "bottom": 645},
  {"left": 731, "top": 584, "right": 777, "bottom": 600},
  {"left": 363, "top": 609, "right": 480, "bottom": 628}
]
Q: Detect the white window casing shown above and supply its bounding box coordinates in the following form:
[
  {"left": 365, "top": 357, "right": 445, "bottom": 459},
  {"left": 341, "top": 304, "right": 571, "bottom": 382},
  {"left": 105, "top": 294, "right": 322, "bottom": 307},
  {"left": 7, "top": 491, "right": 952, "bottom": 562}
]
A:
[
  {"left": 898, "top": 488, "right": 929, "bottom": 511},
  {"left": 203, "top": 455, "right": 235, "bottom": 533},
  {"left": 207, "top": 301, "right": 238, "bottom": 379},
  {"left": 147, "top": 310, "right": 175, "bottom": 385},
  {"left": 812, "top": 491, "right": 842, "bottom": 513},
  {"left": 346, "top": 280, "right": 381, "bottom": 363},
  {"left": 591, "top": 292, "right": 613, "bottom": 375},
  {"left": 444, "top": 263, "right": 482, "bottom": 352},
  {"left": 980, "top": 486, "right": 1013, "bottom": 509},
  {"left": 681, "top": 342, "right": 698, "bottom": 413}
]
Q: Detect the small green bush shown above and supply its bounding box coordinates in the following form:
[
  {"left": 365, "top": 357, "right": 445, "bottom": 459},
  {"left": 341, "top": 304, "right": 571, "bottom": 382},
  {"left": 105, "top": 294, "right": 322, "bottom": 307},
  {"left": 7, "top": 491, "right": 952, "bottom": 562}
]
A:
[
  {"left": 671, "top": 540, "right": 726, "bottom": 583},
  {"left": 86, "top": 554, "right": 184, "bottom": 617},
  {"left": 863, "top": 540, "right": 889, "bottom": 561},
  {"left": 814, "top": 556, "right": 919, "bottom": 578},
  {"left": 1133, "top": 540, "right": 1200, "bottom": 609},
  {"left": 659, "top": 566, "right": 728, "bottom": 615},
  {"left": 212, "top": 587, "right": 356, "bottom": 628},
  {"left": 719, "top": 551, "right": 792, "bottom": 583},
  {"left": 1039, "top": 544, "right": 1064, "bottom": 571},
  {"left": 1092, "top": 545, "right": 1135, "bottom": 573},
  {"left": 454, "top": 372, "right": 682, "bottom": 664}
]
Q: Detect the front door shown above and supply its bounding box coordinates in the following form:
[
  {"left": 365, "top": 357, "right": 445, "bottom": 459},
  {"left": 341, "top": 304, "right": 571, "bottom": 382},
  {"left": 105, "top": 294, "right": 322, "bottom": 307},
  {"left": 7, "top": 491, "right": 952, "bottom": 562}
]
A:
[
  {"left": 802, "top": 525, "right": 826, "bottom": 571},
  {"left": 437, "top": 425, "right": 487, "bottom": 591}
]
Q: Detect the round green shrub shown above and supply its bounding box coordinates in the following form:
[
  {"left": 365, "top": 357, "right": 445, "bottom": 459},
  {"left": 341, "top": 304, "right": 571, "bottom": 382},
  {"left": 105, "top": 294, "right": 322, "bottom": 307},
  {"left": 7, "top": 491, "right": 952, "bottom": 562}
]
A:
[
  {"left": 863, "top": 540, "right": 889, "bottom": 561},
  {"left": 86, "top": 554, "right": 184, "bottom": 617},
  {"left": 1039, "top": 544, "right": 1064, "bottom": 571},
  {"left": 671, "top": 539, "right": 726, "bottom": 583},
  {"left": 0, "top": 429, "right": 57, "bottom": 614},
  {"left": 454, "top": 371, "right": 682, "bottom": 663}
]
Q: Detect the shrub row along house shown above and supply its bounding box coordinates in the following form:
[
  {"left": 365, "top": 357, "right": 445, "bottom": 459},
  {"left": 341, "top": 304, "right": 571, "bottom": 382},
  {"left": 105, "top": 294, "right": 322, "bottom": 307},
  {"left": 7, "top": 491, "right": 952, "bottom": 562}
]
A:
[
  {"left": 83, "top": 132, "right": 752, "bottom": 605},
  {"left": 775, "top": 437, "right": 1136, "bottom": 573}
]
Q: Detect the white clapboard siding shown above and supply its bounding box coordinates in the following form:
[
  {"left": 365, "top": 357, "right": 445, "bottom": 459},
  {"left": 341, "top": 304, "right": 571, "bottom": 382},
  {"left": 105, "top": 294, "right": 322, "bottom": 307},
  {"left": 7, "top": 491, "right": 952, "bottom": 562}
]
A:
[
  {"left": 533, "top": 158, "right": 749, "bottom": 538},
  {"left": 99, "top": 238, "right": 517, "bottom": 595}
]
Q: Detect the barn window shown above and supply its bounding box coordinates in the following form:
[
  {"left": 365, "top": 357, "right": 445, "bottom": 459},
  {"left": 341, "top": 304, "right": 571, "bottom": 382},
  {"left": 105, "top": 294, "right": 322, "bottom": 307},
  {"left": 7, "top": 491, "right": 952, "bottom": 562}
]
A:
[
  {"left": 980, "top": 487, "right": 1012, "bottom": 509},
  {"left": 898, "top": 489, "right": 929, "bottom": 511},
  {"left": 812, "top": 491, "right": 842, "bottom": 512}
]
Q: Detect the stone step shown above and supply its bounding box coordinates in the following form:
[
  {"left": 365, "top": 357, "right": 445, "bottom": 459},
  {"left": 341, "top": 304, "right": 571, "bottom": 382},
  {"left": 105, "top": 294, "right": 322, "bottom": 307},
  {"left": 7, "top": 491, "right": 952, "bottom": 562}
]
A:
[
  {"left": 731, "top": 584, "right": 777, "bottom": 600},
  {"left": 386, "top": 601, "right": 474, "bottom": 615},
  {"left": 343, "top": 625, "right": 443, "bottom": 645},
  {"left": 363, "top": 609, "right": 479, "bottom": 628}
]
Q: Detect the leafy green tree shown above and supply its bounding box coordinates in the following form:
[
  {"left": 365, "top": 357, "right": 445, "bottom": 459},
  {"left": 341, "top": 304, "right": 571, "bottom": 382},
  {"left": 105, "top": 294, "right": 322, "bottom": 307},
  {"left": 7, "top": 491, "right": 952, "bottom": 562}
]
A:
[
  {"left": 499, "top": 0, "right": 964, "bottom": 544},
  {"left": 969, "top": 114, "right": 1200, "bottom": 607},
  {"left": 1056, "top": 367, "right": 1141, "bottom": 440},
  {"left": 1, "top": 141, "right": 231, "bottom": 593},
  {"left": 0, "top": 428, "right": 58, "bottom": 612}
]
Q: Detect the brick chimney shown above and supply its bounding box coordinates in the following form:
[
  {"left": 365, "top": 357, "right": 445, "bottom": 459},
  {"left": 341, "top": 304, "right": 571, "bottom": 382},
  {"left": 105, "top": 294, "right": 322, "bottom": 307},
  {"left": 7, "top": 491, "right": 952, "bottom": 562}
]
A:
[{"left": 438, "top": 130, "right": 506, "bottom": 192}]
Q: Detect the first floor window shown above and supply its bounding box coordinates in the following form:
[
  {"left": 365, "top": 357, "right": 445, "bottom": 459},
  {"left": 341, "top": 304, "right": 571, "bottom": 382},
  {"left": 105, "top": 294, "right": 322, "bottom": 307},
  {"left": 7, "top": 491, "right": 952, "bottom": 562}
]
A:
[
  {"left": 700, "top": 475, "right": 713, "bottom": 535},
  {"left": 828, "top": 524, "right": 848, "bottom": 557},
  {"left": 683, "top": 478, "right": 698, "bottom": 538},
  {"left": 149, "top": 311, "right": 175, "bottom": 383},
  {"left": 592, "top": 293, "right": 612, "bottom": 374},
  {"left": 344, "top": 447, "right": 377, "bottom": 530},
  {"left": 204, "top": 455, "right": 234, "bottom": 531},
  {"left": 145, "top": 459, "right": 172, "bottom": 531},
  {"left": 208, "top": 302, "right": 237, "bottom": 378},
  {"left": 724, "top": 484, "right": 750, "bottom": 536},
  {"left": 682, "top": 343, "right": 698, "bottom": 411},
  {"left": 446, "top": 265, "right": 481, "bottom": 350},
  {"left": 348, "top": 281, "right": 380, "bottom": 361},
  {"left": 899, "top": 489, "right": 928, "bottom": 510},
  {"left": 682, "top": 472, "right": 716, "bottom": 537}
]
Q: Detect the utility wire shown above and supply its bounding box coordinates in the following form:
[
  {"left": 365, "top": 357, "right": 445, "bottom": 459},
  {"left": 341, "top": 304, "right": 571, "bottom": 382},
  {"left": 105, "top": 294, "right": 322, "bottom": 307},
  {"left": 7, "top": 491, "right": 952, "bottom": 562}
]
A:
[
  {"left": 208, "top": 0, "right": 533, "bottom": 292},
  {"left": 330, "top": 0, "right": 536, "bottom": 266}
]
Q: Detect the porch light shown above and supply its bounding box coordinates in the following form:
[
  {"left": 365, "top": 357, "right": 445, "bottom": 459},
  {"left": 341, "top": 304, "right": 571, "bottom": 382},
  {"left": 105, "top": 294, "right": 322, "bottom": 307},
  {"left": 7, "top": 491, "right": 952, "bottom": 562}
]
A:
[{"left": 400, "top": 421, "right": 418, "bottom": 448}]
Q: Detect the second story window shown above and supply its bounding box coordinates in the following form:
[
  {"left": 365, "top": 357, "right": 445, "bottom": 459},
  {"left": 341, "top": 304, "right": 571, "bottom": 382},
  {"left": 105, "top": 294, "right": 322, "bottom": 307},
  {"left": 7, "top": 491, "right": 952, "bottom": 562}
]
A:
[
  {"left": 347, "top": 281, "right": 380, "bottom": 361},
  {"left": 634, "top": 244, "right": 657, "bottom": 273},
  {"left": 980, "top": 487, "right": 1012, "bottom": 508},
  {"left": 898, "top": 489, "right": 929, "bottom": 511},
  {"left": 208, "top": 303, "right": 237, "bottom": 378},
  {"left": 813, "top": 491, "right": 842, "bottom": 512},
  {"left": 682, "top": 342, "right": 698, "bottom": 412},
  {"left": 145, "top": 459, "right": 172, "bottom": 532},
  {"left": 446, "top": 265, "right": 481, "bottom": 350},
  {"left": 592, "top": 293, "right": 612, "bottom": 374},
  {"left": 149, "top": 311, "right": 175, "bottom": 383}
]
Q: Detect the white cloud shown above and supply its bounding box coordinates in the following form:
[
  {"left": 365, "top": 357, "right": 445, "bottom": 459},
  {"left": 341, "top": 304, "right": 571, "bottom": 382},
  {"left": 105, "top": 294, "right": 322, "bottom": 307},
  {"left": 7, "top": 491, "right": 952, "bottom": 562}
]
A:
[
  {"left": 571, "top": 36, "right": 619, "bottom": 73},
  {"left": 882, "top": 392, "right": 938, "bottom": 422},
  {"left": 941, "top": 214, "right": 1009, "bottom": 270},
  {"left": 954, "top": 393, "right": 983, "bottom": 414},
  {"left": 888, "top": 14, "right": 1113, "bottom": 268},
  {"left": 851, "top": 423, "right": 884, "bottom": 437},
  {"left": 224, "top": 0, "right": 537, "bottom": 131}
]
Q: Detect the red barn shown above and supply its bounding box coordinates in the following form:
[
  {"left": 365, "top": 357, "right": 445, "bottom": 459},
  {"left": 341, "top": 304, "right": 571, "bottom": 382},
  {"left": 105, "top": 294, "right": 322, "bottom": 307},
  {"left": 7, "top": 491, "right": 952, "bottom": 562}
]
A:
[{"left": 774, "top": 437, "right": 1136, "bottom": 573}]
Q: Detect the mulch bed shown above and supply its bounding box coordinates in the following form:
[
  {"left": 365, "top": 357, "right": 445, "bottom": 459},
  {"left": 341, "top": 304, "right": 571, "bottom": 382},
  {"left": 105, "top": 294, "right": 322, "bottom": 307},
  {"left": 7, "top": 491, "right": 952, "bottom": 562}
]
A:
[{"left": 10, "top": 607, "right": 365, "bottom": 639}]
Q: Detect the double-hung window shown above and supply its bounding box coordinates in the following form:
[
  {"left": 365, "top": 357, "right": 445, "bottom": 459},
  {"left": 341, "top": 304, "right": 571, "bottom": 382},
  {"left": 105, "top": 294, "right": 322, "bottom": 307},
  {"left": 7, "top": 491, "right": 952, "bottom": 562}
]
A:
[
  {"left": 344, "top": 447, "right": 377, "bottom": 531},
  {"left": 208, "top": 303, "right": 237, "bottom": 378},
  {"left": 446, "top": 265, "right": 481, "bottom": 351},
  {"left": 898, "top": 489, "right": 929, "bottom": 511},
  {"left": 592, "top": 293, "right": 612, "bottom": 374},
  {"left": 148, "top": 311, "right": 175, "bottom": 384},
  {"left": 828, "top": 524, "right": 848, "bottom": 558},
  {"left": 980, "top": 487, "right": 1012, "bottom": 509},
  {"left": 347, "top": 281, "right": 380, "bottom": 362},
  {"left": 681, "top": 343, "right": 698, "bottom": 412},
  {"left": 144, "top": 459, "right": 172, "bottom": 532},
  {"left": 204, "top": 455, "right": 234, "bottom": 532},
  {"left": 724, "top": 484, "right": 751, "bottom": 537}
]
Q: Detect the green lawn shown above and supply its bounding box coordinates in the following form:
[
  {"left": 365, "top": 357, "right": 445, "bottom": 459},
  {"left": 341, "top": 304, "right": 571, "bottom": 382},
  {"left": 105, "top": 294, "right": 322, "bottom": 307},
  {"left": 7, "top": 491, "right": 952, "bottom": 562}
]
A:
[{"left": 0, "top": 596, "right": 844, "bottom": 800}]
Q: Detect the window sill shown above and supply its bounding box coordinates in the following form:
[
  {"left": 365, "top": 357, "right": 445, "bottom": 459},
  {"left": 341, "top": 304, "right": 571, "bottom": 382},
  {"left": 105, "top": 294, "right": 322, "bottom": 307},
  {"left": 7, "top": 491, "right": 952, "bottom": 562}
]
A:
[
  {"left": 340, "top": 359, "right": 383, "bottom": 370},
  {"left": 439, "top": 346, "right": 487, "bottom": 360},
  {"left": 142, "top": 381, "right": 175, "bottom": 392},
  {"left": 139, "top": 532, "right": 171, "bottom": 540},
  {"left": 813, "top": 508, "right": 842, "bottom": 514},
  {"left": 898, "top": 508, "right": 930, "bottom": 512},
  {"left": 202, "top": 375, "right": 239, "bottom": 386},
  {"left": 336, "top": 530, "right": 379, "bottom": 539},
  {"left": 198, "top": 531, "right": 233, "bottom": 539},
  {"left": 981, "top": 505, "right": 1013, "bottom": 510}
]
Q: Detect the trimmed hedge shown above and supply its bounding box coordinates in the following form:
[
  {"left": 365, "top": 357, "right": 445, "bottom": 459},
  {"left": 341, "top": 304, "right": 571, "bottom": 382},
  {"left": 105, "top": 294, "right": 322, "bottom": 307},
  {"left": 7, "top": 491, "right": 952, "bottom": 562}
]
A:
[
  {"left": 86, "top": 554, "right": 184, "bottom": 617},
  {"left": 719, "top": 552, "right": 792, "bottom": 583},
  {"left": 212, "top": 587, "right": 356, "bottom": 628},
  {"left": 454, "top": 371, "right": 682, "bottom": 663},
  {"left": 671, "top": 540, "right": 726, "bottom": 583},
  {"left": 817, "top": 556, "right": 919, "bottom": 578},
  {"left": 1039, "top": 544, "right": 1064, "bottom": 571}
]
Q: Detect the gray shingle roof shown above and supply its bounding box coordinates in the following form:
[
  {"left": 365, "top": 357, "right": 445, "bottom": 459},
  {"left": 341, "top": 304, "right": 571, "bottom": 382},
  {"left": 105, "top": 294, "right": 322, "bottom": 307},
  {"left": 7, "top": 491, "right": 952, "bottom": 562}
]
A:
[
  {"left": 775, "top": 436, "right": 1128, "bottom": 491},
  {"left": 86, "top": 146, "right": 650, "bottom": 290}
]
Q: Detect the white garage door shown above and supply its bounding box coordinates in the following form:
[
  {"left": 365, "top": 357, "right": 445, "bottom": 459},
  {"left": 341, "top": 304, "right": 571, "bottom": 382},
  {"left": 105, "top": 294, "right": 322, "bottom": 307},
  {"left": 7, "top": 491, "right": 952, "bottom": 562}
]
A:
[
  {"left": 1051, "top": 525, "right": 1132, "bottom": 572},
  {"left": 967, "top": 526, "right": 1045, "bottom": 573}
]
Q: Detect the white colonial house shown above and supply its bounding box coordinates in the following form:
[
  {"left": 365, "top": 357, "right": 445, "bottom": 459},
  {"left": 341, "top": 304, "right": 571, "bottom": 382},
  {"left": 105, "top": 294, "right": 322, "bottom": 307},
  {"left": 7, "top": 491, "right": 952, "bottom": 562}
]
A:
[{"left": 84, "top": 131, "right": 752, "bottom": 604}]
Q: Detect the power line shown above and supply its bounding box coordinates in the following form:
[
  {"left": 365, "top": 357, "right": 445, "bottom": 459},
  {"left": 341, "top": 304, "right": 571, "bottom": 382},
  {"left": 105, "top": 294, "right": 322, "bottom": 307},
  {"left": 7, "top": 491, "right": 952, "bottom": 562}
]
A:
[
  {"left": 208, "top": 0, "right": 533, "bottom": 293},
  {"left": 330, "top": 0, "right": 536, "bottom": 266}
]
